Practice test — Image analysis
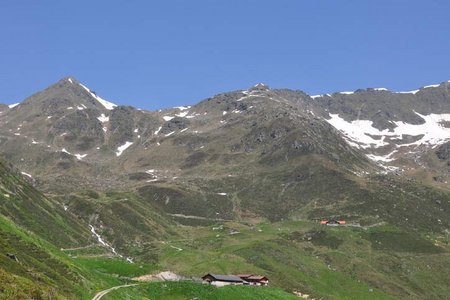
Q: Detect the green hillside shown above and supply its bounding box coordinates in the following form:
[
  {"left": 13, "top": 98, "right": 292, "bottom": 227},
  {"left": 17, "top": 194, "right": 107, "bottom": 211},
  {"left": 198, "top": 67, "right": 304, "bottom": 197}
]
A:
[
  {"left": 0, "top": 159, "right": 90, "bottom": 247},
  {"left": 0, "top": 159, "right": 155, "bottom": 298},
  {"left": 102, "top": 281, "right": 300, "bottom": 300}
]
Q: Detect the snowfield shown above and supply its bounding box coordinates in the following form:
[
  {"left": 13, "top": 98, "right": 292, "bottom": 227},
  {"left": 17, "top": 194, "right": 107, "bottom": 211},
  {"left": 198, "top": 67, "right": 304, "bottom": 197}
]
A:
[
  {"left": 326, "top": 112, "right": 450, "bottom": 150},
  {"left": 326, "top": 112, "right": 450, "bottom": 166}
]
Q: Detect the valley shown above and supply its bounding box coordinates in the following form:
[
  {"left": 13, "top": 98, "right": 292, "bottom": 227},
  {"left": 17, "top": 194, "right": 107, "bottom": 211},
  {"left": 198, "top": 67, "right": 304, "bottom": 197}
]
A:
[{"left": 0, "top": 78, "right": 449, "bottom": 299}]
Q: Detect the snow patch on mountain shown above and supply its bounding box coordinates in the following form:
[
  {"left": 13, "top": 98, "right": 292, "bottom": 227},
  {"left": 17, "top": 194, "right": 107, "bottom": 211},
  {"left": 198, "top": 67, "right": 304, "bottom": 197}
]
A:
[
  {"left": 116, "top": 141, "right": 133, "bottom": 156},
  {"left": 8, "top": 103, "right": 19, "bottom": 108},
  {"left": 21, "top": 172, "right": 33, "bottom": 179},
  {"left": 175, "top": 106, "right": 191, "bottom": 111},
  {"left": 391, "top": 113, "right": 450, "bottom": 147},
  {"left": 163, "top": 116, "right": 174, "bottom": 121},
  {"left": 74, "top": 153, "right": 87, "bottom": 160},
  {"left": 310, "top": 82, "right": 445, "bottom": 102},
  {"left": 366, "top": 150, "right": 397, "bottom": 163},
  {"left": 97, "top": 114, "right": 109, "bottom": 123},
  {"left": 327, "top": 112, "right": 450, "bottom": 151},
  {"left": 60, "top": 148, "right": 86, "bottom": 160},
  {"left": 175, "top": 111, "right": 189, "bottom": 117},
  {"left": 396, "top": 89, "right": 420, "bottom": 95},
  {"left": 326, "top": 114, "right": 389, "bottom": 149},
  {"left": 185, "top": 112, "right": 200, "bottom": 118},
  {"left": 79, "top": 83, "right": 117, "bottom": 110}
]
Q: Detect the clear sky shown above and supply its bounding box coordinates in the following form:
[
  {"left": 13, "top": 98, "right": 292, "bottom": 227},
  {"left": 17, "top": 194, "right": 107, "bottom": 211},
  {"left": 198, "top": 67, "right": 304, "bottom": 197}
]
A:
[{"left": 1, "top": 1, "right": 450, "bottom": 110}]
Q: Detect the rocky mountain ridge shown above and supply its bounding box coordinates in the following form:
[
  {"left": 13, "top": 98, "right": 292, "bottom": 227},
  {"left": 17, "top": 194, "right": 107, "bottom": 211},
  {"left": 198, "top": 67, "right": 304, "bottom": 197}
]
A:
[
  {"left": 0, "top": 77, "right": 449, "bottom": 229},
  {"left": 1, "top": 77, "right": 450, "bottom": 299}
]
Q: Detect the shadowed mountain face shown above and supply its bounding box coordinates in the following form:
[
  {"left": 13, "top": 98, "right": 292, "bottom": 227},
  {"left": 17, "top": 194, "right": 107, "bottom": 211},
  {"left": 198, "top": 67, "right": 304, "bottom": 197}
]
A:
[{"left": 1, "top": 78, "right": 450, "bottom": 233}]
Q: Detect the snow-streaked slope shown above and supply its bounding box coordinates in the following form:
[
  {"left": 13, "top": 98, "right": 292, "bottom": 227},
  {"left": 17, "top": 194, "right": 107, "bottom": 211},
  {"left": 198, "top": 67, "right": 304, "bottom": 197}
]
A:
[
  {"left": 116, "top": 141, "right": 133, "bottom": 157},
  {"left": 308, "top": 81, "right": 448, "bottom": 98},
  {"left": 154, "top": 126, "right": 162, "bottom": 135},
  {"left": 79, "top": 83, "right": 117, "bottom": 110},
  {"left": 327, "top": 112, "right": 450, "bottom": 150},
  {"left": 163, "top": 116, "right": 174, "bottom": 121},
  {"left": 326, "top": 114, "right": 389, "bottom": 149}
]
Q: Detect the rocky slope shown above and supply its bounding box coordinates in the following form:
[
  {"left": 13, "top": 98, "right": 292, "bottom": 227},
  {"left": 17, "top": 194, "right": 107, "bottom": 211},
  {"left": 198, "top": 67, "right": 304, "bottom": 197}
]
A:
[
  {"left": 309, "top": 82, "right": 450, "bottom": 180},
  {"left": 0, "top": 78, "right": 449, "bottom": 232}
]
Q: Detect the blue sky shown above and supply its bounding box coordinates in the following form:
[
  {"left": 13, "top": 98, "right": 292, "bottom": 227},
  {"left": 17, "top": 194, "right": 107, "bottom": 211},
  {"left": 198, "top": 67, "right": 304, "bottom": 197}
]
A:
[{"left": 1, "top": 1, "right": 449, "bottom": 110}]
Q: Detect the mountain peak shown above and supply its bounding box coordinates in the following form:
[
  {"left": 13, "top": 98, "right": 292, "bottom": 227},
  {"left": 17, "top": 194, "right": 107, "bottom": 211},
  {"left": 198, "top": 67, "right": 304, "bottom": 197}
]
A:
[
  {"left": 47, "top": 77, "right": 118, "bottom": 110},
  {"left": 64, "top": 76, "right": 80, "bottom": 86},
  {"left": 5, "top": 76, "right": 118, "bottom": 115},
  {"left": 249, "top": 83, "right": 270, "bottom": 92},
  {"left": 52, "top": 76, "right": 80, "bottom": 87},
  {"left": 77, "top": 82, "right": 117, "bottom": 110}
]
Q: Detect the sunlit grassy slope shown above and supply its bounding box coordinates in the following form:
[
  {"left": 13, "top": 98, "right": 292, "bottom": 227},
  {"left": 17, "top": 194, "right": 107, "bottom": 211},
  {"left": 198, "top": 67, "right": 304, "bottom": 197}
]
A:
[{"left": 144, "top": 220, "right": 448, "bottom": 300}]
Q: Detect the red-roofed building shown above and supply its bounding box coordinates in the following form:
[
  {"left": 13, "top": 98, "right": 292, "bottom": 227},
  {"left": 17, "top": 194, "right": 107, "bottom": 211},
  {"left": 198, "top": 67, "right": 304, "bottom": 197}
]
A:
[{"left": 238, "top": 274, "right": 269, "bottom": 286}]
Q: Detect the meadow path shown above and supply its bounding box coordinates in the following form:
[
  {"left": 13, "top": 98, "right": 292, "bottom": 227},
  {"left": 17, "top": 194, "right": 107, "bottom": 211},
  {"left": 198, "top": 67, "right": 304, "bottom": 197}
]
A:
[{"left": 92, "top": 284, "right": 138, "bottom": 300}]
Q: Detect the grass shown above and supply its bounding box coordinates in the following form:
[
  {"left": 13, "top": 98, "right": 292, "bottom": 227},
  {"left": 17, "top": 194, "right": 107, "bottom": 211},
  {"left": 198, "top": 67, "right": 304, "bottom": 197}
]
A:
[
  {"left": 151, "top": 220, "right": 449, "bottom": 300},
  {"left": 0, "top": 268, "right": 60, "bottom": 300},
  {"left": 74, "top": 257, "right": 157, "bottom": 278},
  {"left": 1, "top": 157, "right": 450, "bottom": 299},
  {"left": 102, "top": 281, "right": 300, "bottom": 300},
  {"left": 1, "top": 195, "right": 448, "bottom": 300},
  {"left": 364, "top": 229, "right": 444, "bottom": 253}
]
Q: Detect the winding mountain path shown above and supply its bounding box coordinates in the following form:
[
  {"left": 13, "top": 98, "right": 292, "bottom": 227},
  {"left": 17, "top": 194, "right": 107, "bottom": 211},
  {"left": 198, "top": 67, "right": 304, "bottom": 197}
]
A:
[{"left": 92, "top": 284, "right": 138, "bottom": 300}]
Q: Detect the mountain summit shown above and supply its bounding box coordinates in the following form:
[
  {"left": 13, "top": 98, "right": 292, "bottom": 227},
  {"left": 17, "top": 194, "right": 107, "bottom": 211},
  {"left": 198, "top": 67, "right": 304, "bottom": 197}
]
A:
[{"left": 0, "top": 77, "right": 449, "bottom": 231}]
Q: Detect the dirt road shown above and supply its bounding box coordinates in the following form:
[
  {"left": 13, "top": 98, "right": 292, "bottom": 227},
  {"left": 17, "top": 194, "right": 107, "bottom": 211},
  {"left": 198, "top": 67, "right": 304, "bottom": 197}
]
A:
[{"left": 92, "top": 284, "right": 138, "bottom": 300}]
